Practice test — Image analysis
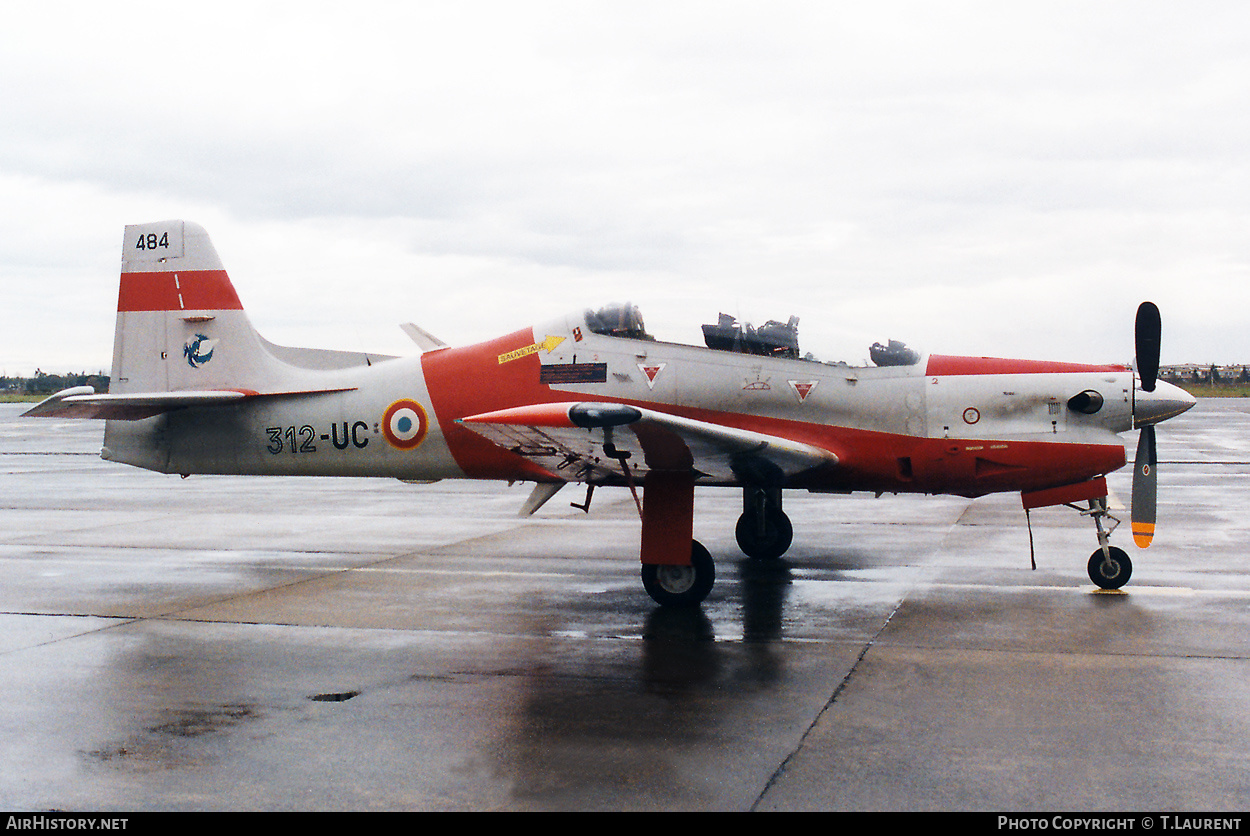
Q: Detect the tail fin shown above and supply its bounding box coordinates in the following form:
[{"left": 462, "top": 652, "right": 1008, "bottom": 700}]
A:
[
  {"left": 28, "top": 221, "right": 393, "bottom": 469},
  {"left": 113, "top": 220, "right": 280, "bottom": 395},
  {"left": 25, "top": 220, "right": 395, "bottom": 420}
]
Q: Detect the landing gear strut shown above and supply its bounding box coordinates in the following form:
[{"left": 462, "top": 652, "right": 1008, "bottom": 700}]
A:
[
  {"left": 1084, "top": 497, "right": 1132, "bottom": 590},
  {"left": 736, "top": 486, "right": 792, "bottom": 560}
]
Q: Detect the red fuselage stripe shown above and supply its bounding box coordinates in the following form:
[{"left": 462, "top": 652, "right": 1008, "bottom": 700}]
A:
[
  {"left": 117, "top": 270, "right": 244, "bottom": 312},
  {"left": 926, "top": 355, "right": 1127, "bottom": 376}
]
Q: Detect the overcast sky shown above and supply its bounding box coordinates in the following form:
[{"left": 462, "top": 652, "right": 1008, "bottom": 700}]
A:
[{"left": 3, "top": 1, "right": 1249, "bottom": 376}]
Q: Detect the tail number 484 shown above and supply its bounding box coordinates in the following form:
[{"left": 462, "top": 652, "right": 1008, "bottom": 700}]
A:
[{"left": 135, "top": 232, "right": 170, "bottom": 250}]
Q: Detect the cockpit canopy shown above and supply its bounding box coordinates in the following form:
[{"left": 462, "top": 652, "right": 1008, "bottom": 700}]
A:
[
  {"left": 868, "top": 339, "right": 921, "bottom": 367},
  {"left": 584, "top": 303, "right": 652, "bottom": 341},
  {"left": 582, "top": 304, "right": 920, "bottom": 367},
  {"left": 701, "top": 313, "right": 800, "bottom": 359}
]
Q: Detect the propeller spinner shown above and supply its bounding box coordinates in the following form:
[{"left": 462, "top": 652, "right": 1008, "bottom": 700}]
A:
[{"left": 1130, "top": 301, "right": 1195, "bottom": 548}]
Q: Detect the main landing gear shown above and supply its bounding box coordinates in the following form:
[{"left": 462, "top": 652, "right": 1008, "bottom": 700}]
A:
[
  {"left": 735, "top": 486, "right": 793, "bottom": 560},
  {"left": 638, "top": 470, "right": 716, "bottom": 607},
  {"left": 637, "top": 479, "right": 796, "bottom": 607},
  {"left": 641, "top": 541, "right": 715, "bottom": 607}
]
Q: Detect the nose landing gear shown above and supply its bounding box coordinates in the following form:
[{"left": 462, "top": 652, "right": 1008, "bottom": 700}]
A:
[
  {"left": 1085, "top": 497, "right": 1132, "bottom": 589},
  {"left": 1022, "top": 480, "right": 1134, "bottom": 590}
]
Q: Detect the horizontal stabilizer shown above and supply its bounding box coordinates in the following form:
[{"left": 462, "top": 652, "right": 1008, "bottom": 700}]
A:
[
  {"left": 400, "top": 322, "right": 449, "bottom": 352},
  {"left": 23, "top": 385, "right": 355, "bottom": 420}
]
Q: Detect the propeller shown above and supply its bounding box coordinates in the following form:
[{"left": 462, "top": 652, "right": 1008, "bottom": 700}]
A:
[
  {"left": 1131, "top": 302, "right": 1162, "bottom": 548},
  {"left": 1131, "top": 415, "right": 1157, "bottom": 548},
  {"left": 1135, "top": 302, "right": 1161, "bottom": 394}
]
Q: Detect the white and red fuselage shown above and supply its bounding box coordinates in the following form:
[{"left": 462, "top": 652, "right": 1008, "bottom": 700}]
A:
[
  {"left": 104, "top": 268, "right": 1132, "bottom": 501},
  {"left": 28, "top": 221, "right": 1195, "bottom": 603}
]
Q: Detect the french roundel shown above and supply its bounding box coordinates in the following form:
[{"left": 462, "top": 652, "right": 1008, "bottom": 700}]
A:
[{"left": 382, "top": 399, "right": 429, "bottom": 450}]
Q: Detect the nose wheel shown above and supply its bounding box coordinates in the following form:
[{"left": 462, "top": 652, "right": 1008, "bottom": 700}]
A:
[{"left": 1088, "top": 546, "right": 1132, "bottom": 589}]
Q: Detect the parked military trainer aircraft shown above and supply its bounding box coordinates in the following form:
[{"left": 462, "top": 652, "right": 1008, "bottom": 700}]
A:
[{"left": 26, "top": 220, "right": 1196, "bottom": 606}]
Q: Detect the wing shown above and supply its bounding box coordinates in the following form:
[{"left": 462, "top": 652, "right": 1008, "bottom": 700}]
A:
[
  {"left": 458, "top": 401, "right": 838, "bottom": 486},
  {"left": 22, "top": 385, "right": 354, "bottom": 420}
]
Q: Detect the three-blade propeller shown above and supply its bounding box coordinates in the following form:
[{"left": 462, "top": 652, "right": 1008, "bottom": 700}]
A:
[{"left": 1131, "top": 302, "right": 1162, "bottom": 548}]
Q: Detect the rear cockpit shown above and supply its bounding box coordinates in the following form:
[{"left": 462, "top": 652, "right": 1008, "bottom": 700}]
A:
[
  {"left": 581, "top": 304, "right": 920, "bottom": 369},
  {"left": 868, "top": 339, "right": 921, "bottom": 367},
  {"left": 701, "top": 313, "right": 801, "bottom": 359}
]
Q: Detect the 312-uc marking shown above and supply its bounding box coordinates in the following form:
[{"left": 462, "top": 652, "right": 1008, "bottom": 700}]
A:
[{"left": 266, "top": 422, "right": 370, "bottom": 454}]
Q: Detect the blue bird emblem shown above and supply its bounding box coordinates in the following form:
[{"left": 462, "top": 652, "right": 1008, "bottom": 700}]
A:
[{"left": 184, "top": 334, "right": 217, "bottom": 368}]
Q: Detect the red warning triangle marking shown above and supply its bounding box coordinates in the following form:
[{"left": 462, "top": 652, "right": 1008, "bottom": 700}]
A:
[
  {"left": 638, "top": 363, "right": 665, "bottom": 389},
  {"left": 789, "top": 380, "right": 818, "bottom": 402}
]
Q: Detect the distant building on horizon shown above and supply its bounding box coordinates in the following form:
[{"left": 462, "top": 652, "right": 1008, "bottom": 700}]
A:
[{"left": 1160, "top": 364, "right": 1250, "bottom": 384}]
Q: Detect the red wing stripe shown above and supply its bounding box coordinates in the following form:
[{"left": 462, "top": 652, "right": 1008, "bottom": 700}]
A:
[
  {"left": 117, "top": 270, "right": 243, "bottom": 312},
  {"left": 460, "top": 403, "right": 578, "bottom": 427}
]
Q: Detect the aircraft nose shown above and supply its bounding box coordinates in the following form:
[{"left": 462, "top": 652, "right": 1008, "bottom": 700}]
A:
[{"left": 1134, "top": 379, "right": 1197, "bottom": 427}]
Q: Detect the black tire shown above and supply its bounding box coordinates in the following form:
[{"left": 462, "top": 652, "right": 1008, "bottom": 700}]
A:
[
  {"left": 1088, "top": 547, "right": 1132, "bottom": 589},
  {"left": 735, "top": 508, "right": 793, "bottom": 560},
  {"left": 642, "top": 540, "right": 715, "bottom": 607}
]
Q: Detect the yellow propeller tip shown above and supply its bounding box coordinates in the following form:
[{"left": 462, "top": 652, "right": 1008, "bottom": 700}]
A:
[{"left": 1132, "top": 522, "right": 1155, "bottom": 548}]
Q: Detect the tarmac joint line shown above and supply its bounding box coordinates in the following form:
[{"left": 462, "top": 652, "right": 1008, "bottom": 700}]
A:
[{"left": 750, "top": 597, "right": 904, "bottom": 811}]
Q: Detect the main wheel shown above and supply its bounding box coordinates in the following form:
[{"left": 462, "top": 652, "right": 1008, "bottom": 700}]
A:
[
  {"left": 735, "top": 508, "right": 793, "bottom": 560},
  {"left": 1088, "top": 547, "right": 1132, "bottom": 589},
  {"left": 641, "top": 540, "right": 715, "bottom": 607}
]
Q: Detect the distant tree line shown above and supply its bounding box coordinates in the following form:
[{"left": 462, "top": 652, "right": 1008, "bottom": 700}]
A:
[
  {"left": 2, "top": 371, "right": 110, "bottom": 395},
  {"left": 1161, "top": 365, "right": 1250, "bottom": 385}
]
